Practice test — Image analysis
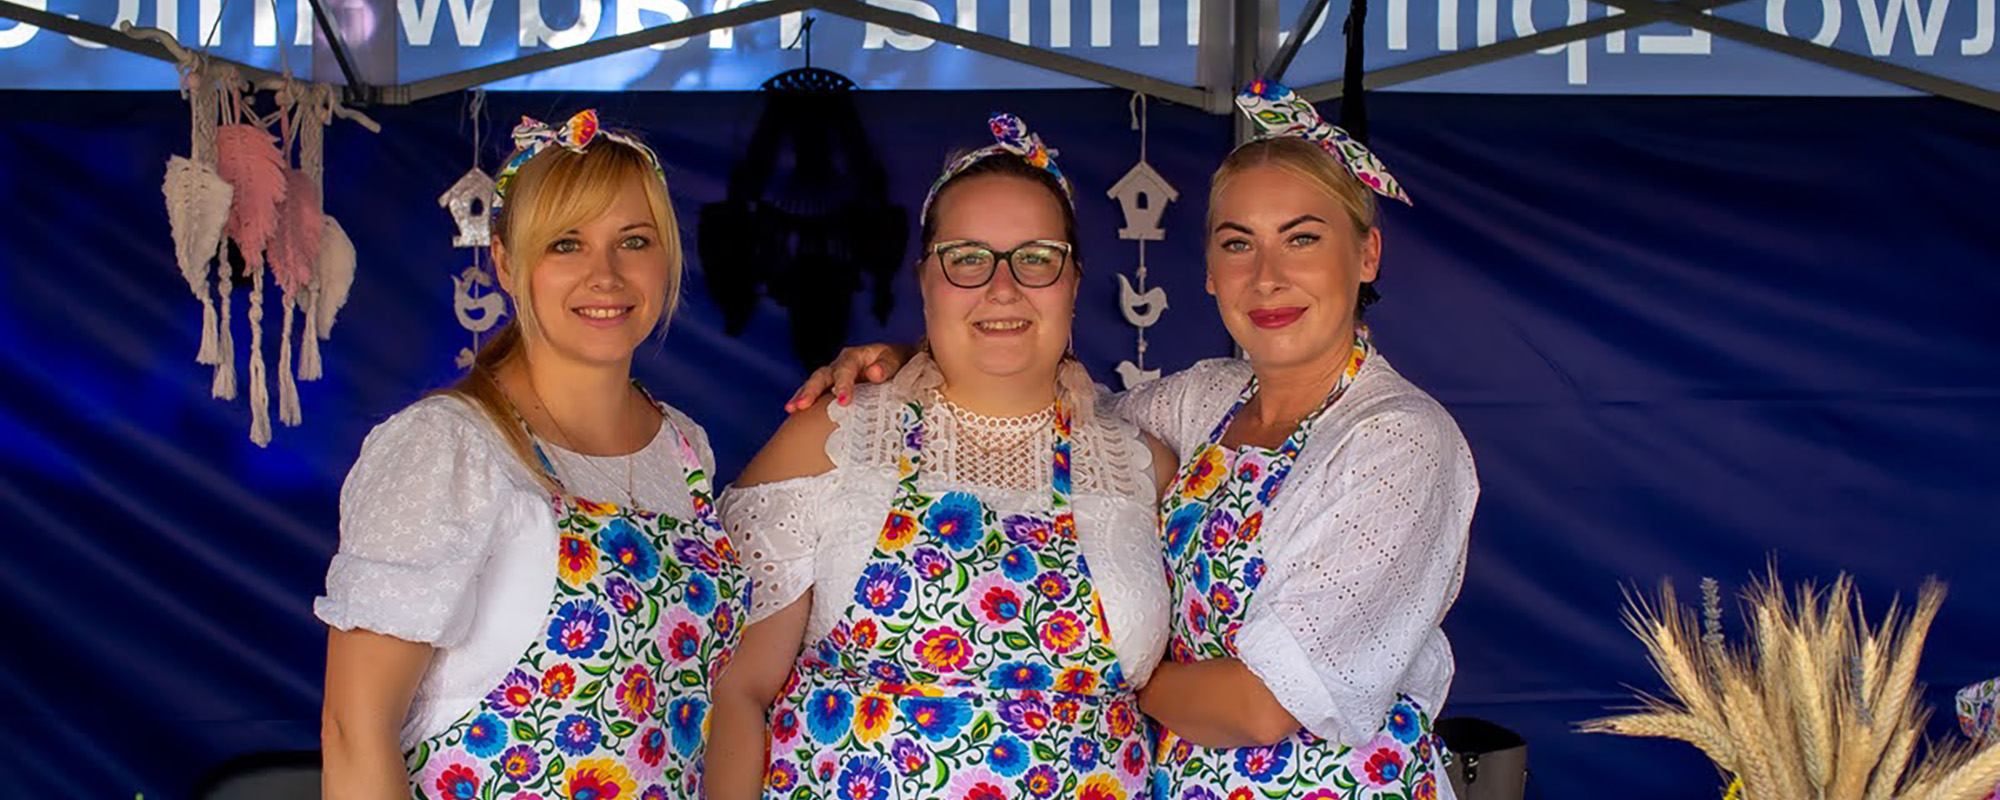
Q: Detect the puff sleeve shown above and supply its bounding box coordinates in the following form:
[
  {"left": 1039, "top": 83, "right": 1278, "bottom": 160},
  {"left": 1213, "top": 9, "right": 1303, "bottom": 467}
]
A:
[
  {"left": 314, "top": 398, "right": 516, "bottom": 647},
  {"left": 719, "top": 474, "right": 839, "bottom": 625}
]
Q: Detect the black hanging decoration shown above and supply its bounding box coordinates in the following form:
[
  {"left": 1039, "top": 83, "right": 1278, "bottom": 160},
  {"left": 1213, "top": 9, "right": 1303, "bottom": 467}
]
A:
[
  {"left": 696, "top": 17, "right": 908, "bottom": 367},
  {"left": 1337, "top": 0, "right": 1383, "bottom": 312},
  {"left": 1339, "top": 0, "right": 1371, "bottom": 143}
]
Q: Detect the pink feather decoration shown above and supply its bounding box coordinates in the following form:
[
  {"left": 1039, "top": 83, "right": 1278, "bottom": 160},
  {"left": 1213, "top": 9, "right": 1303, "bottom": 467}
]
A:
[
  {"left": 214, "top": 123, "right": 289, "bottom": 272},
  {"left": 269, "top": 169, "right": 323, "bottom": 298}
]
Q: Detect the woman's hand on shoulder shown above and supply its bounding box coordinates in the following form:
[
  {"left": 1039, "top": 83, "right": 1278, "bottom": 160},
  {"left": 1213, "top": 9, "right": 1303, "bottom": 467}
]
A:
[{"left": 784, "top": 343, "right": 914, "bottom": 414}]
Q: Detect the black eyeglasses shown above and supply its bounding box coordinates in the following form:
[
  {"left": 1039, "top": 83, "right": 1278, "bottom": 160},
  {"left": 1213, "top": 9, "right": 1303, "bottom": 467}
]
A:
[{"left": 929, "top": 239, "right": 1073, "bottom": 289}]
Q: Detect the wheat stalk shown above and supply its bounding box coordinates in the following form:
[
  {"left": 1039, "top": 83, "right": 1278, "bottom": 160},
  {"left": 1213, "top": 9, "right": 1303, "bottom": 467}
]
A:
[
  {"left": 1580, "top": 711, "right": 1737, "bottom": 766},
  {"left": 1917, "top": 739, "right": 2000, "bottom": 800},
  {"left": 1867, "top": 718, "right": 1922, "bottom": 800},
  {"left": 1790, "top": 620, "right": 1835, "bottom": 792},
  {"left": 1583, "top": 571, "right": 1989, "bottom": 800}
]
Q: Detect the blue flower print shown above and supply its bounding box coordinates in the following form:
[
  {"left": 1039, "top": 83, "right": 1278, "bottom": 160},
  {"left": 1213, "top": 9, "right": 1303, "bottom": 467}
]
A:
[
  {"left": 1232, "top": 739, "right": 1294, "bottom": 781},
  {"left": 685, "top": 572, "right": 718, "bottom": 615},
  {"left": 899, "top": 696, "right": 971, "bottom": 741},
  {"left": 1164, "top": 504, "right": 1204, "bottom": 558},
  {"left": 1069, "top": 737, "right": 1100, "bottom": 771},
  {"left": 1386, "top": 702, "right": 1421, "bottom": 743},
  {"left": 464, "top": 712, "right": 506, "bottom": 758},
  {"left": 554, "top": 713, "right": 602, "bottom": 756},
  {"left": 988, "top": 734, "right": 1030, "bottom": 776},
  {"left": 837, "top": 756, "right": 893, "bottom": 800},
  {"left": 991, "top": 661, "right": 1053, "bottom": 691},
  {"left": 547, "top": 600, "right": 610, "bottom": 658},
  {"left": 854, "top": 562, "right": 913, "bottom": 615},
  {"left": 924, "top": 492, "right": 985, "bottom": 550},
  {"left": 1002, "top": 546, "right": 1037, "bottom": 581},
  {"left": 669, "top": 697, "right": 708, "bottom": 754},
  {"left": 595, "top": 518, "right": 660, "bottom": 581},
  {"left": 806, "top": 688, "right": 854, "bottom": 743}
]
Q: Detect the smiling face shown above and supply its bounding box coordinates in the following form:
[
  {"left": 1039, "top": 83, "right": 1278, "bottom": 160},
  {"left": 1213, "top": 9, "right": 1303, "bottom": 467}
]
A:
[
  {"left": 492, "top": 140, "right": 682, "bottom": 372},
  {"left": 920, "top": 173, "right": 1078, "bottom": 385},
  {"left": 1205, "top": 162, "right": 1380, "bottom": 372},
  {"left": 502, "top": 180, "right": 673, "bottom": 367}
]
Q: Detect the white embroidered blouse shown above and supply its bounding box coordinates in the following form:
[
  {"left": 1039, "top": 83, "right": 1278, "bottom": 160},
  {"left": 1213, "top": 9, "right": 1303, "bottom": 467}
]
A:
[
  {"left": 313, "top": 394, "right": 715, "bottom": 748},
  {"left": 719, "top": 363, "right": 1173, "bottom": 687},
  {"left": 1114, "top": 355, "right": 1478, "bottom": 745}
]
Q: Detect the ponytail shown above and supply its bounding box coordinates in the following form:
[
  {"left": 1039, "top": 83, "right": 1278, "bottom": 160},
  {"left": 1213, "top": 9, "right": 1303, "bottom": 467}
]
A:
[{"left": 433, "top": 322, "right": 562, "bottom": 496}]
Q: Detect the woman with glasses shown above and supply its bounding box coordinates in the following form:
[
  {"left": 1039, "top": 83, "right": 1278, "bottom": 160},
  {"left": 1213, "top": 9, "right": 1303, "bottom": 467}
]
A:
[{"left": 706, "top": 115, "right": 1176, "bottom": 800}]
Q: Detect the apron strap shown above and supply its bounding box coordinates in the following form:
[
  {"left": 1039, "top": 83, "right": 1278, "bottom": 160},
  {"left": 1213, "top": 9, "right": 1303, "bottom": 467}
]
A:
[{"left": 1201, "top": 330, "right": 1376, "bottom": 501}]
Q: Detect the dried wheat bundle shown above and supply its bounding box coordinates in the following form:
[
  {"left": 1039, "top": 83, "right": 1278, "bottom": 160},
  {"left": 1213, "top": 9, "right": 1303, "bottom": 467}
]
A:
[{"left": 1581, "top": 571, "right": 2000, "bottom": 800}]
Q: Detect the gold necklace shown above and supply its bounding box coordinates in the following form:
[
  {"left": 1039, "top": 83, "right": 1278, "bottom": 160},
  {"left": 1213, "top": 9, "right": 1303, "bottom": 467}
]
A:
[{"left": 524, "top": 374, "right": 643, "bottom": 511}]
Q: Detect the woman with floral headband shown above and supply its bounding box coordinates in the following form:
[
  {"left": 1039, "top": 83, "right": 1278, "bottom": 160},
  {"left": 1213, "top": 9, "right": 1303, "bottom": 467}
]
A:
[
  {"left": 795, "top": 83, "right": 1478, "bottom": 800},
  {"left": 317, "top": 111, "right": 748, "bottom": 800},
  {"left": 706, "top": 114, "right": 1178, "bottom": 800}
]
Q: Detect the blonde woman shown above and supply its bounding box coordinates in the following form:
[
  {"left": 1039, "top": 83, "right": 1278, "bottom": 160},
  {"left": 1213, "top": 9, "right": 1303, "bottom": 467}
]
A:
[{"left": 317, "top": 111, "right": 748, "bottom": 800}]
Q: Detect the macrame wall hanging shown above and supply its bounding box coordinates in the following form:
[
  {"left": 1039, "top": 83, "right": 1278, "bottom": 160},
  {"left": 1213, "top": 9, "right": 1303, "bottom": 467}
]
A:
[
  {"left": 697, "top": 17, "right": 908, "bottom": 368},
  {"left": 1105, "top": 93, "right": 1178, "bottom": 390},
  {"left": 439, "top": 90, "right": 506, "bottom": 369},
  {"left": 138, "top": 10, "right": 378, "bottom": 446}
]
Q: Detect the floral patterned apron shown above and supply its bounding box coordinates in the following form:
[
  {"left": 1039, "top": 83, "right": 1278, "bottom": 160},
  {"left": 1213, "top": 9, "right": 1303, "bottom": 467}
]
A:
[
  {"left": 405, "top": 413, "right": 749, "bottom": 800},
  {"left": 764, "top": 401, "right": 1150, "bottom": 800},
  {"left": 1152, "top": 335, "right": 1446, "bottom": 800}
]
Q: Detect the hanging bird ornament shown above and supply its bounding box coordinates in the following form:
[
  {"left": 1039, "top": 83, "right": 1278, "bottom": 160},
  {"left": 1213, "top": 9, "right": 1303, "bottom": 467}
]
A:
[{"left": 1109, "top": 93, "right": 1177, "bottom": 390}]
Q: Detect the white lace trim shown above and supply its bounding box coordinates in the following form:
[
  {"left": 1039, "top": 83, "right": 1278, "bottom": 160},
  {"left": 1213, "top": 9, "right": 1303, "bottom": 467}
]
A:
[
  {"left": 825, "top": 354, "right": 1147, "bottom": 498},
  {"left": 721, "top": 362, "right": 1169, "bottom": 685}
]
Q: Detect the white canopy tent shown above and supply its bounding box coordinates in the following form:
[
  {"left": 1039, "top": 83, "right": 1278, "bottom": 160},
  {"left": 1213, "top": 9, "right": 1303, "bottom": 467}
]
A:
[{"left": 3, "top": 0, "right": 1996, "bottom": 111}]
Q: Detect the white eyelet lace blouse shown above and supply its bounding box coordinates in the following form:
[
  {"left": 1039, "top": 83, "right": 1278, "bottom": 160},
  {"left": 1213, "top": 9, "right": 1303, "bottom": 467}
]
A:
[
  {"left": 718, "top": 366, "right": 1173, "bottom": 687},
  {"left": 1113, "top": 355, "right": 1479, "bottom": 746},
  {"left": 312, "top": 394, "right": 715, "bottom": 748}
]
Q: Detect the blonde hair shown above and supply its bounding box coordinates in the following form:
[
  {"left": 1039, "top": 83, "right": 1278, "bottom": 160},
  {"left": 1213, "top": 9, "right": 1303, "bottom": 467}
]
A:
[
  {"left": 1209, "top": 136, "right": 1377, "bottom": 237},
  {"left": 443, "top": 133, "right": 683, "bottom": 493}
]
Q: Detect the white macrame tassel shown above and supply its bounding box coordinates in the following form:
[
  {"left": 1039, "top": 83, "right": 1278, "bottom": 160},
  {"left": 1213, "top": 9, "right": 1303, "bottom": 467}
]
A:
[
  {"left": 191, "top": 80, "right": 224, "bottom": 367},
  {"left": 278, "top": 296, "right": 301, "bottom": 426},
  {"left": 298, "top": 288, "right": 323, "bottom": 380},
  {"left": 248, "top": 263, "right": 272, "bottom": 446},
  {"left": 211, "top": 249, "right": 237, "bottom": 400},
  {"left": 196, "top": 297, "right": 220, "bottom": 365}
]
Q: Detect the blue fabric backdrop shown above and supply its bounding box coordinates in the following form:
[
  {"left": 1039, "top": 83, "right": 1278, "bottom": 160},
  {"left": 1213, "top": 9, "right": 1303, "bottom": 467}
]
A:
[{"left": 1, "top": 88, "right": 1996, "bottom": 799}]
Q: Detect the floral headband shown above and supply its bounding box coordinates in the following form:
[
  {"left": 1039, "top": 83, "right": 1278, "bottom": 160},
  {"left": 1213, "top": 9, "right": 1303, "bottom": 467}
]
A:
[
  {"left": 920, "top": 113, "right": 1074, "bottom": 221},
  {"left": 490, "top": 109, "right": 667, "bottom": 219},
  {"left": 1235, "top": 80, "right": 1411, "bottom": 206}
]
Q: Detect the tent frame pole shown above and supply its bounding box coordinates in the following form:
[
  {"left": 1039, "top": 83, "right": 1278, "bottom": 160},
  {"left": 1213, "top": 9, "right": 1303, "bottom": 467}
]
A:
[
  {"left": 1296, "top": 0, "right": 1749, "bottom": 100},
  {"left": 1264, "top": 0, "right": 1334, "bottom": 85},
  {"left": 1590, "top": 0, "right": 2000, "bottom": 111},
  {"left": 0, "top": 0, "right": 284, "bottom": 82}
]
